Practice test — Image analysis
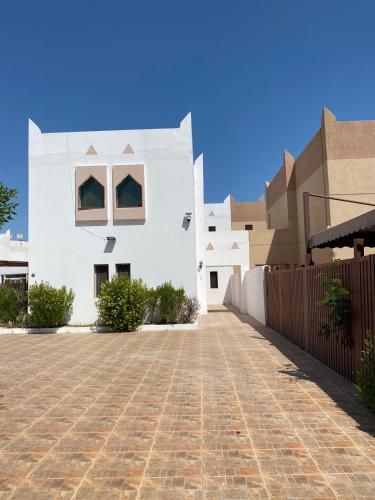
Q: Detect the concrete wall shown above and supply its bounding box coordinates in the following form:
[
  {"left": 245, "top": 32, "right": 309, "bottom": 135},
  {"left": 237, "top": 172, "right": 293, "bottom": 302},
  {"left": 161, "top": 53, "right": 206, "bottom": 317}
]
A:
[
  {"left": 194, "top": 154, "right": 208, "bottom": 313},
  {"left": 0, "top": 231, "right": 28, "bottom": 282},
  {"left": 259, "top": 108, "right": 375, "bottom": 267},
  {"left": 202, "top": 229, "right": 249, "bottom": 305},
  {"left": 206, "top": 265, "right": 233, "bottom": 305},
  {"left": 229, "top": 272, "right": 241, "bottom": 310},
  {"left": 29, "top": 115, "right": 200, "bottom": 324},
  {"left": 226, "top": 266, "right": 267, "bottom": 325},
  {"left": 242, "top": 267, "right": 267, "bottom": 324},
  {"left": 204, "top": 196, "right": 231, "bottom": 231}
]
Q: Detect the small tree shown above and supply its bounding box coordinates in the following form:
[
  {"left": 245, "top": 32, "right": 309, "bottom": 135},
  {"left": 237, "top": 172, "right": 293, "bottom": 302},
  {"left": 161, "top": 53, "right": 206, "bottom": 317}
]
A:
[
  {"left": 97, "top": 276, "right": 149, "bottom": 332},
  {"left": 0, "top": 183, "right": 18, "bottom": 230}
]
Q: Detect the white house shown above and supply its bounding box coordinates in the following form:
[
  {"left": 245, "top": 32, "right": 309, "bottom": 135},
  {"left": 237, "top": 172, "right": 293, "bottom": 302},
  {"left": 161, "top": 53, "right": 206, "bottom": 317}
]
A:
[
  {"left": 29, "top": 114, "right": 209, "bottom": 324},
  {"left": 0, "top": 230, "right": 28, "bottom": 284},
  {"left": 28, "top": 113, "right": 252, "bottom": 324},
  {"left": 201, "top": 196, "right": 249, "bottom": 306}
]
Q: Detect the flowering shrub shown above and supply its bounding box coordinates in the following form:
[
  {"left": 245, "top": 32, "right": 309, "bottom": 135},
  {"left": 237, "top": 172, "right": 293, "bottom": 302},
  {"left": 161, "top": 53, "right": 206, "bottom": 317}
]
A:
[
  {"left": 28, "top": 282, "right": 74, "bottom": 327},
  {"left": 97, "top": 276, "right": 149, "bottom": 332}
]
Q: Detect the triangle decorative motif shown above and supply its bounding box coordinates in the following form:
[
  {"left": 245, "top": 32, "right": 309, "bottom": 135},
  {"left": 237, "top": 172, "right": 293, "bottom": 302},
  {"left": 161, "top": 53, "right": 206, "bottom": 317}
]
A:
[
  {"left": 206, "top": 243, "right": 215, "bottom": 251},
  {"left": 86, "top": 145, "right": 97, "bottom": 155},
  {"left": 123, "top": 144, "right": 134, "bottom": 154},
  {"left": 208, "top": 211, "right": 215, "bottom": 216},
  {"left": 231, "top": 242, "right": 240, "bottom": 250}
]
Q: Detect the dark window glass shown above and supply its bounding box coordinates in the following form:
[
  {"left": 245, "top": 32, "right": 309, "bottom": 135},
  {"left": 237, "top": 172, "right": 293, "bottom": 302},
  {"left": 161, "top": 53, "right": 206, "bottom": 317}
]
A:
[
  {"left": 116, "top": 263, "right": 131, "bottom": 279},
  {"left": 116, "top": 175, "right": 142, "bottom": 208},
  {"left": 79, "top": 176, "right": 105, "bottom": 209},
  {"left": 94, "top": 264, "right": 109, "bottom": 296},
  {"left": 210, "top": 271, "right": 218, "bottom": 289},
  {"left": 245, "top": 224, "right": 253, "bottom": 230},
  {"left": 208, "top": 226, "right": 216, "bottom": 232}
]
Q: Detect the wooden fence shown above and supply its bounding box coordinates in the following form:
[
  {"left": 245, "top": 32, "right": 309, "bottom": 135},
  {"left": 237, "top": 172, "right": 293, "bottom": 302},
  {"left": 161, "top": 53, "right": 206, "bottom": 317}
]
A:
[{"left": 266, "top": 254, "right": 375, "bottom": 381}]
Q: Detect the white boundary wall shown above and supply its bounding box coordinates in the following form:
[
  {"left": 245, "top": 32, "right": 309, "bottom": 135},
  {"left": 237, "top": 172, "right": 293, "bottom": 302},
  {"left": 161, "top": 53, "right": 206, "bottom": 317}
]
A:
[
  {"left": 228, "top": 266, "right": 267, "bottom": 325},
  {"left": 242, "top": 266, "right": 267, "bottom": 324}
]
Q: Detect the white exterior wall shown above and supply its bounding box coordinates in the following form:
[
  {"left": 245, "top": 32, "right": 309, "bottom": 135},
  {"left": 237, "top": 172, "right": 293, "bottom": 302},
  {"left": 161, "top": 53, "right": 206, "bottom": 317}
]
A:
[
  {"left": 0, "top": 230, "right": 28, "bottom": 263},
  {"left": 204, "top": 195, "right": 231, "bottom": 231},
  {"left": 28, "top": 115, "right": 200, "bottom": 324},
  {"left": 206, "top": 266, "right": 233, "bottom": 304},
  {"left": 193, "top": 154, "right": 208, "bottom": 314},
  {"left": 228, "top": 273, "right": 241, "bottom": 310},
  {"left": 202, "top": 230, "right": 249, "bottom": 306},
  {"left": 0, "top": 231, "right": 28, "bottom": 281},
  {"left": 242, "top": 266, "right": 267, "bottom": 324}
]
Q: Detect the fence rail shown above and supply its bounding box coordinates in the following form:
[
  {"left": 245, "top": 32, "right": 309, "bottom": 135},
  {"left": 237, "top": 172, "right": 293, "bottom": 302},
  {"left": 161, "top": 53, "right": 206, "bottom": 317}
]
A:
[{"left": 266, "top": 255, "right": 375, "bottom": 381}]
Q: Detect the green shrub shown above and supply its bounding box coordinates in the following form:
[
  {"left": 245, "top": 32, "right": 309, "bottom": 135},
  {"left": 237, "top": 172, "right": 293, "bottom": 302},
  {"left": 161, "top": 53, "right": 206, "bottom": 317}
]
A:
[
  {"left": 180, "top": 296, "right": 200, "bottom": 324},
  {"left": 317, "top": 267, "right": 352, "bottom": 347},
  {"left": 97, "top": 276, "right": 149, "bottom": 332},
  {"left": 0, "top": 283, "right": 25, "bottom": 325},
  {"left": 155, "top": 282, "right": 186, "bottom": 323},
  {"left": 28, "top": 282, "right": 74, "bottom": 328},
  {"left": 146, "top": 287, "right": 159, "bottom": 324},
  {"left": 356, "top": 330, "right": 375, "bottom": 412}
]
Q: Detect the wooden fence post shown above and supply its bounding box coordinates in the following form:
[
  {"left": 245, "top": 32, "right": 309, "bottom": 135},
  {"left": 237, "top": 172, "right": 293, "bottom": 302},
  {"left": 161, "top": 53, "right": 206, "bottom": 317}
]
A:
[
  {"left": 302, "top": 267, "right": 308, "bottom": 351},
  {"left": 278, "top": 269, "right": 282, "bottom": 333}
]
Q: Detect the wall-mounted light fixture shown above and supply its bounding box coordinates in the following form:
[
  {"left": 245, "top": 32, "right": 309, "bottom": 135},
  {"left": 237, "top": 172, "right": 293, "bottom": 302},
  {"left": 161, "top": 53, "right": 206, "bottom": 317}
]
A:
[
  {"left": 185, "top": 212, "right": 192, "bottom": 222},
  {"left": 106, "top": 236, "right": 116, "bottom": 242},
  {"left": 198, "top": 260, "right": 203, "bottom": 271}
]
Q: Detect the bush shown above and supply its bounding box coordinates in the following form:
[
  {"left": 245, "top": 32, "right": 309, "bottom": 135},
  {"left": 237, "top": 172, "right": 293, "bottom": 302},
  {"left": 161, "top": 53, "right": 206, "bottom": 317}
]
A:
[
  {"left": 97, "top": 276, "right": 149, "bottom": 332},
  {"left": 28, "top": 282, "right": 74, "bottom": 328},
  {"left": 155, "top": 282, "right": 186, "bottom": 324},
  {"left": 0, "top": 283, "right": 25, "bottom": 325},
  {"left": 180, "top": 296, "right": 200, "bottom": 324},
  {"left": 356, "top": 330, "right": 375, "bottom": 412}
]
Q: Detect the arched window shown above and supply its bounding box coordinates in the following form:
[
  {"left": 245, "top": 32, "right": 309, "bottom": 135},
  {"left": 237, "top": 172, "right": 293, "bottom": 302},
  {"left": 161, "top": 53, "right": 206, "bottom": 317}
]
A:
[
  {"left": 79, "top": 176, "right": 105, "bottom": 209},
  {"left": 116, "top": 175, "right": 142, "bottom": 208}
]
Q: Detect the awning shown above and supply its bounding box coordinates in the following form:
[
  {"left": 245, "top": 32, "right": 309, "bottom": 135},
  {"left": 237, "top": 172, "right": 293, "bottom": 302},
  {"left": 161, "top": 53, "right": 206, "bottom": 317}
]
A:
[
  {"left": 308, "top": 209, "right": 375, "bottom": 250},
  {"left": 0, "top": 261, "right": 28, "bottom": 267}
]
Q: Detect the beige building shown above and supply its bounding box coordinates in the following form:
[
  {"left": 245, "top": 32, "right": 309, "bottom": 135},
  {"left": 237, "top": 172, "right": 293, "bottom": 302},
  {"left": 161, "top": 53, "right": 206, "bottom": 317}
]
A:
[{"left": 249, "top": 108, "right": 375, "bottom": 267}]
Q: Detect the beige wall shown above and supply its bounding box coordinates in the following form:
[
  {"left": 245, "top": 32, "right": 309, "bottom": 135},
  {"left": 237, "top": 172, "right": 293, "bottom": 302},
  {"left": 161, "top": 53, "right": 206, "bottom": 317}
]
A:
[
  {"left": 231, "top": 220, "right": 267, "bottom": 231},
  {"left": 230, "top": 195, "right": 266, "bottom": 223},
  {"left": 267, "top": 191, "right": 289, "bottom": 229},
  {"left": 295, "top": 165, "right": 329, "bottom": 264},
  {"left": 246, "top": 108, "right": 375, "bottom": 267}
]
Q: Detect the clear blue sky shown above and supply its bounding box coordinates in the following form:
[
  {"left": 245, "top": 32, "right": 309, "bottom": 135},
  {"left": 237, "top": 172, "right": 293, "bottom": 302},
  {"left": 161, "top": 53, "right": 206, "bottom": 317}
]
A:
[{"left": 1, "top": 0, "right": 375, "bottom": 238}]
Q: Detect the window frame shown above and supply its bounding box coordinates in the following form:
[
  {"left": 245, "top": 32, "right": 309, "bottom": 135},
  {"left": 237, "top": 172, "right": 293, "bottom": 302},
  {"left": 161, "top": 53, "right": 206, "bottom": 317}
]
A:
[
  {"left": 210, "top": 271, "right": 219, "bottom": 289},
  {"left": 94, "top": 264, "right": 109, "bottom": 297}
]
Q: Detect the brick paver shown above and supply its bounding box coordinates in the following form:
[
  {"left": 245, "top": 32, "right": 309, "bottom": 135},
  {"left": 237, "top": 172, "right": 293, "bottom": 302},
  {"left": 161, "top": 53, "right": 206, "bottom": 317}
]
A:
[{"left": 0, "top": 306, "right": 374, "bottom": 498}]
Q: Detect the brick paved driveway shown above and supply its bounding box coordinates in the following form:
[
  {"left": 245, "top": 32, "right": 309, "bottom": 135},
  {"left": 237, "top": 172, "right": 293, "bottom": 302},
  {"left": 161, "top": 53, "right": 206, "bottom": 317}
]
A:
[{"left": 0, "top": 306, "right": 374, "bottom": 499}]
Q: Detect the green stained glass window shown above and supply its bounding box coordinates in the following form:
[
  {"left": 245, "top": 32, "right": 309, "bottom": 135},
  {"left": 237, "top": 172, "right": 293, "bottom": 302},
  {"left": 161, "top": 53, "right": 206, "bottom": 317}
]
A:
[
  {"left": 116, "top": 175, "right": 142, "bottom": 208},
  {"left": 79, "top": 176, "right": 105, "bottom": 209}
]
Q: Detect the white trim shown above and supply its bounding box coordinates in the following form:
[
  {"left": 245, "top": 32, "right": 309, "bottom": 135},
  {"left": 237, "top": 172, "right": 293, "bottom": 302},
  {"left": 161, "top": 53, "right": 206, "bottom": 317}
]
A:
[{"left": 0, "top": 322, "right": 198, "bottom": 335}]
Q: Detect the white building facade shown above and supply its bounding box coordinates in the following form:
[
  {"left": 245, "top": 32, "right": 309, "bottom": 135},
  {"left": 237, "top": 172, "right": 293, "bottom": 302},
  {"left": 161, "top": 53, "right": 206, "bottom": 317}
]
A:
[
  {"left": 0, "top": 230, "right": 28, "bottom": 283},
  {"left": 29, "top": 114, "right": 208, "bottom": 324},
  {"left": 202, "top": 195, "right": 250, "bottom": 307}
]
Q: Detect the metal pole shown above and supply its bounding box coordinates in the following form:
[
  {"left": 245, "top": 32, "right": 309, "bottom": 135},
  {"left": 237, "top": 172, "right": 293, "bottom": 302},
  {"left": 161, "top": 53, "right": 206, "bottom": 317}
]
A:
[
  {"left": 308, "top": 193, "right": 375, "bottom": 208},
  {"left": 303, "top": 192, "right": 312, "bottom": 266}
]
